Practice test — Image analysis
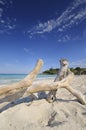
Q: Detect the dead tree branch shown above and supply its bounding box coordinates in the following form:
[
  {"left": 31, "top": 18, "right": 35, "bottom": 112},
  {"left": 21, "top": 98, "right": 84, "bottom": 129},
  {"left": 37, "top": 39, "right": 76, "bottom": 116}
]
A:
[
  {"left": 0, "top": 59, "right": 86, "bottom": 105},
  {"left": 0, "top": 59, "right": 43, "bottom": 97},
  {"left": 23, "top": 73, "right": 86, "bottom": 105}
]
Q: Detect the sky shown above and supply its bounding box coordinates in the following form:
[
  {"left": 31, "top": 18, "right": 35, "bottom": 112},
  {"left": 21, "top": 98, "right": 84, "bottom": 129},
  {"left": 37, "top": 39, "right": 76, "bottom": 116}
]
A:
[{"left": 0, "top": 0, "right": 86, "bottom": 74}]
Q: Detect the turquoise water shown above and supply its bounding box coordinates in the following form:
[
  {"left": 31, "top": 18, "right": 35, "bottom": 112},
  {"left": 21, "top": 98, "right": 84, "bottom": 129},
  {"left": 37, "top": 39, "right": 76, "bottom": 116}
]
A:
[{"left": 0, "top": 74, "right": 56, "bottom": 85}]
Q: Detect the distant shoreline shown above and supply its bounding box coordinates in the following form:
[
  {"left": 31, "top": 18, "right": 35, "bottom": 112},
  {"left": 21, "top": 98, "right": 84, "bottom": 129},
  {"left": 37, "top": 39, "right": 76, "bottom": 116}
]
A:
[{"left": 0, "top": 74, "right": 56, "bottom": 86}]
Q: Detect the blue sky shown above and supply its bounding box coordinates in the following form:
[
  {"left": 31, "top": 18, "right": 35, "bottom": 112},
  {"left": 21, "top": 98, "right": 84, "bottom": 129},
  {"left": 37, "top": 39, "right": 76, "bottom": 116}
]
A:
[{"left": 0, "top": 0, "right": 86, "bottom": 73}]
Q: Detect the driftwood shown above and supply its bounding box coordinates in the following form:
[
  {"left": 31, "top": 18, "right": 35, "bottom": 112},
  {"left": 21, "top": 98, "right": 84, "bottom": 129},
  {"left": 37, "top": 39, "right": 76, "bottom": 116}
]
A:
[
  {"left": 0, "top": 59, "right": 43, "bottom": 97},
  {"left": 47, "top": 58, "right": 74, "bottom": 102},
  {"left": 0, "top": 59, "right": 86, "bottom": 105},
  {"left": 47, "top": 58, "right": 86, "bottom": 105},
  {"left": 23, "top": 72, "right": 86, "bottom": 105}
]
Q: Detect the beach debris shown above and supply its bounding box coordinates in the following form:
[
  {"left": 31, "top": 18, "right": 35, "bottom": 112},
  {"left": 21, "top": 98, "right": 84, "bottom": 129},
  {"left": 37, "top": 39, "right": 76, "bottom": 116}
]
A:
[
  {"left": 47, "top": 58, "right": 73, "bottom": 103},
  {"left": 0, "top": 59, "right": 86, "bottom": 105}
]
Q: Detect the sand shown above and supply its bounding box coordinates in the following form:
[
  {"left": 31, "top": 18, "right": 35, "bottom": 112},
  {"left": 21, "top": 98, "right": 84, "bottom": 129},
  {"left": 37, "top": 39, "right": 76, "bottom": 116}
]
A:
[{"left": 0, "top": 75, "right": 86, "bottom": 130}]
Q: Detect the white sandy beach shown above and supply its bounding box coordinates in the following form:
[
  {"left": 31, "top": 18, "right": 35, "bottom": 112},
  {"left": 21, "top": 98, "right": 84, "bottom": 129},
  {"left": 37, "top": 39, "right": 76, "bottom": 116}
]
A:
[{"left": 0, "top": 75, "right": 86, "bottom": 130}]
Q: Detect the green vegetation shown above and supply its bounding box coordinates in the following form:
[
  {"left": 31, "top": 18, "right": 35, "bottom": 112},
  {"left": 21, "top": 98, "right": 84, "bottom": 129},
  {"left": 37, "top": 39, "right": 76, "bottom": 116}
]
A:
[
  {"left": 43, "top": 68, "right": 59, "bottom": 75},
  {"left": 42, "top": 67, "right": 86, "bottom": 75}
]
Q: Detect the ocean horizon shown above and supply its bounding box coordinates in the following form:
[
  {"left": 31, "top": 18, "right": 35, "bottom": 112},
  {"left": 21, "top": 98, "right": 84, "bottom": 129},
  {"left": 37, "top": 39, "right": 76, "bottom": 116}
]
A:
[{"left": 0, "top": 74, "right": 56, "bottom": 86}]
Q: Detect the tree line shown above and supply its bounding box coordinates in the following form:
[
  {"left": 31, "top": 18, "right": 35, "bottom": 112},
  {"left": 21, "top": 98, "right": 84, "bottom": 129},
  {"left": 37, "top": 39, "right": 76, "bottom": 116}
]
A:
[{"left": 42, "top": 67, "right": 86, "bottom": 75}]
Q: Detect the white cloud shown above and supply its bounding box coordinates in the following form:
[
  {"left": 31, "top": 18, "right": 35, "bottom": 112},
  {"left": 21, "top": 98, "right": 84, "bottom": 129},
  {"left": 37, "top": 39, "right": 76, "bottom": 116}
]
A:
[
  {"left": 5, "top": 63, "right": 15, "bottom": 67},
  {"left": 0, "top": 0, "right": 16, "bottom": 34},
  {"left": 0, "top": 8, "right": 3, "bottom": 18},
  {"left": 28, "top": 0, "right": 86, "bottom": 38},
  {"left": 24, "top": 48, "right": 34, "bottom": 55},
  {"left": 0, "top": 0, "right": 5, "bottom": 5},
  {"left": 24, "top": 48, "right": 29, "bottom": 53},
  {"left": 58, "top": 35, "right": 71, "bottom": 42},
  {"left": 15, "top": 59, "right": 19, "bottom": 63},
  {"left": 70, "top": 59, "right": 86, "bottom": 68}
]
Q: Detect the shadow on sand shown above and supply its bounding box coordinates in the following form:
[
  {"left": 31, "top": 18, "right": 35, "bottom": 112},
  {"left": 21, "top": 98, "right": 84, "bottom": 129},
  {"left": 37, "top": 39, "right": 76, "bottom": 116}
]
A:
[
  {"left": 0, "top": 96, "right": 35, "bottom": 113},
  {"left": 0, "top": 91, "right": 48, "bottom": 113},
  {"left": 0, "top": 94, "right": 81, "bottom": 114}
]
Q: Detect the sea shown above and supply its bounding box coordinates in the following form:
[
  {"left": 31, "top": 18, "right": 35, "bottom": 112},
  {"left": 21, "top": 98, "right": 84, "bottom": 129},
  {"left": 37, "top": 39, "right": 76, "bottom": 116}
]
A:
[{"left": 0, "top": 74, "right": 56, "bottom": 86}]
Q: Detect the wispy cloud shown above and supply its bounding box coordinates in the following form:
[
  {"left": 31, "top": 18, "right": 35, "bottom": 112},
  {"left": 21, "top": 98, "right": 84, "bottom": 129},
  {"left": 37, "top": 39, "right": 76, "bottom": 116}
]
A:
[
  {"left": 5, "top": 63, "right": 14, "bottom": 67},
  {"left": 28, "top": 0, "right": 86, "bottom": 39},
  {"left": 57, "top": 35, "right": 71, "bottom": 42},
  {"left": 0, "top": 0, "right": 5, "bottom": 5},
  {"left": 0, "top": 0, "right": 16, "bottom": 34},
  {"left": 24, "top": 48, "right": 29, "bottom": 53},
  {"left": 70, "top": 59, "right": 86, "bottom": 68},
  {"left": 0, "top": 8, "right": 3, "bottom": 17},
  {"left": 24, "top": 48, "right": 34, "bottom": 55}
]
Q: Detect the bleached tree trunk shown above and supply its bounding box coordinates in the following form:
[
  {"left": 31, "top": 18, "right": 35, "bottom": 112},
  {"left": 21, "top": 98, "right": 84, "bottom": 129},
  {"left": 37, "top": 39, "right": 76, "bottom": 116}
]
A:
[
  {"left": 65, "top": 85, "right": 86, "bottom": 105},
  {"left": 23, "top": 73, "right": 86, "bottom": 105},
  {"left": 0, "top": 59, "right": 43, "bottom": 97},
  {"left": 0, "top": 59, "right": 86, "bottom": 105}
]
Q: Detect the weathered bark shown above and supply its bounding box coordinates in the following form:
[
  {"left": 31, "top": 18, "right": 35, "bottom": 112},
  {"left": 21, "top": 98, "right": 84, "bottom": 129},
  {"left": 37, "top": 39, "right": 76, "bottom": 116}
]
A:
[
  {"left": 47, "top": 58, "right": 73, "bottom": 102},
  {"left": 65, "top": 85, "right": 86, "bottom": 105},
  {"left": 23, "top": 73, "right": 86, "bottom": 105},
  {"left": 25, "top": 73, "right": 74, "bottom": 93},
  {"left": 0, "top": 59, "right": 86, "bottom": 105},
  {"left": 0, "top": 59, "right": 43, "bottom": 97}
]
